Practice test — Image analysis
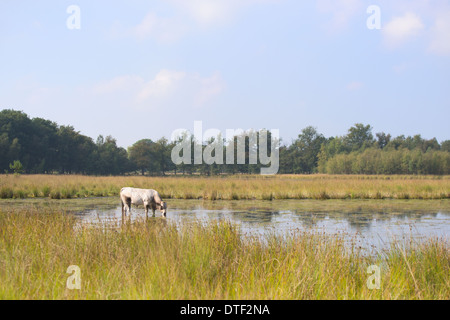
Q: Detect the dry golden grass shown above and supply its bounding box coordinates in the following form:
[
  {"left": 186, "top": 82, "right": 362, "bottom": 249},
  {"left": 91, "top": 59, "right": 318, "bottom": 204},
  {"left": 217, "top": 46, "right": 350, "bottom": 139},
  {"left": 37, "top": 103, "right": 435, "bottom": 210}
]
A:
[{"left": 0, "top": 174, "right": 449, "bottom": 200}]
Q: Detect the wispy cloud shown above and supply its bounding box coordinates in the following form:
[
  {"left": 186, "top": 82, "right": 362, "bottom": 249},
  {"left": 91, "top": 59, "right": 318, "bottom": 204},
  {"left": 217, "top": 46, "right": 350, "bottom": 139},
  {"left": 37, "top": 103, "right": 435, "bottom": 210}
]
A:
[
  {"left": 382, "top": 12, "right": 425, "bottom": 48},
  {"left": 346, "top": 81, "right": 363, "bottom": 91},
  {"left": 428, "top": 10, "right": 450, "bottom": 55},
  {"left": 92, "top": 70, "right": 225, "bottom": 110},
  {"left": 136, "top": 70, "right": 187, "bottom": 102},
  {"left": 316, "top": 0, "right": 363, "bottom": 32},
  {"left": 109, "top": 12, "right": 186, "bottom": 43},
  {"left": 193, "top": 72, "right": 225, "bottom": 106},
  {"left": 166, "top": 0, "right": 277, "bottom": 26},
  {"left": 93, "top": 75, "right": 144, "bottom": 95},
  {"left": 131, "top": 12, "right": 186, "bottom": 43},
  {"left": 314, "top": 0, "right": 450, "bottom": 56},
  {"left": 110, "top": 0, "right": 279, "bottom": 43},
  {"left": 375, "top": 0, "right": 450, "bottom": 55}
]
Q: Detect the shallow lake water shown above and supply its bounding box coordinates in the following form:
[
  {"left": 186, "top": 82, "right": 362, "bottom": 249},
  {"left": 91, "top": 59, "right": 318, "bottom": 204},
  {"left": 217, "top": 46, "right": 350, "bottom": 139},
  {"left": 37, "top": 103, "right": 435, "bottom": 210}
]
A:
[{"left": 2, "top": 198, "right": 449, "bottom": 255}]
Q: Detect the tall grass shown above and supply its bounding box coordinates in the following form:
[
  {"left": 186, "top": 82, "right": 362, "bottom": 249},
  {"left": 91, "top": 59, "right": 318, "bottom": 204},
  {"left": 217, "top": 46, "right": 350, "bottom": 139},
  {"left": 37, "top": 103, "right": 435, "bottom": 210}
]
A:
[
  {"left": 0, "top": 208, "right": 448, "bottom": 299},
  {"left": 0, "top": 174, "right": 449, "bottom": 200}
]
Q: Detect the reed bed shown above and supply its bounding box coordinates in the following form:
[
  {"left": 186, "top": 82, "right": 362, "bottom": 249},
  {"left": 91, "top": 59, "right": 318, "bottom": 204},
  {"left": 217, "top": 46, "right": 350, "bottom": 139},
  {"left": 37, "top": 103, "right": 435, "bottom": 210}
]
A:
[
  {"left": 0, "top": 208, "right": 448, "bottom": 300},
  {"left": 0, "top": 174, "right": 449, "bottom": 200}
]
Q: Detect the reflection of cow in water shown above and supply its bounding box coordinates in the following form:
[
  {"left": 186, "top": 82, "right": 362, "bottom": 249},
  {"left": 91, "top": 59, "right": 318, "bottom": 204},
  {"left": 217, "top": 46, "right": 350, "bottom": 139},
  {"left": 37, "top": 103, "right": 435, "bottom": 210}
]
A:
[{"left": 120, "top": 187, "right": 167, "bottom": 221}]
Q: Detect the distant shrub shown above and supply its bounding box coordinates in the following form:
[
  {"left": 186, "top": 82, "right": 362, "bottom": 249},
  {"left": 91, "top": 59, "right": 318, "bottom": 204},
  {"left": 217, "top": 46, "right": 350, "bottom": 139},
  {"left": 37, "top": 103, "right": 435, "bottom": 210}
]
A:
[
  {"left": 42, "top": 186, "right": 51, "bottom": 197},
  {"left": 49, "top": 190, "right": 61, "bottom": 199},
  {"left": 0, "top": 187, "right": 14, "bottom": 199}
]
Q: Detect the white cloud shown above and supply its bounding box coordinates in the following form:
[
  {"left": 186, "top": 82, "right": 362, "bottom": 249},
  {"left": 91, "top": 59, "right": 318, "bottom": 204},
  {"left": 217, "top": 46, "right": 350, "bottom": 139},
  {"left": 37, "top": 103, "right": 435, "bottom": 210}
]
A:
[
  {"left": 315, "top": 0, "right": 450, "bottom": 56},
  {"left": 137, "top": 70, "right": 186, "bottom": 102},
  {"left": 92, "top": 70, "right": 225, "bottom": 110},
  {"left": 382, "top": 12, "right": 425, "bottom": 47}
]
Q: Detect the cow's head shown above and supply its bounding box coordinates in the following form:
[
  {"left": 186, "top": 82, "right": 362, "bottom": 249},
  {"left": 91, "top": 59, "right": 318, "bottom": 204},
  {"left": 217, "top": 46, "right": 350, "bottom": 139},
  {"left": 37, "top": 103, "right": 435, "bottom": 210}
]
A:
[{"left": 160, "top": 201, "right": 167, "bottom": 217}]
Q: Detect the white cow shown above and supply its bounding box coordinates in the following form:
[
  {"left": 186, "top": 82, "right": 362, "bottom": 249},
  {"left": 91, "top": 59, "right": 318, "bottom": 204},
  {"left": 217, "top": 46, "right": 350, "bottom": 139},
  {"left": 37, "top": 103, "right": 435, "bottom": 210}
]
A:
[{"left": 120, "top": 187, "right": 167, "bottom": 221}]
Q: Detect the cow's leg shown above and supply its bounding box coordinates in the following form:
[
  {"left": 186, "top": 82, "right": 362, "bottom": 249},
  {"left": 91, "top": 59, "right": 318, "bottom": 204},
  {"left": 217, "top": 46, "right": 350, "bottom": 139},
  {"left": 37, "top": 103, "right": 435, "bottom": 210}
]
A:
[
  {"left": 151, "top": 203, "right": 156, "bottom": 217},
  {"left": 124, "top": 198, "right": 131, "bottom": 223},
  {"left": 121, "top": 200, "right": 125, "bottom": 226},
  {"left": 128, "top": 200, "right": 132, "bottom": 222},
  {"left": 144, "top": 201, "right": 149, "bottom": 220}
]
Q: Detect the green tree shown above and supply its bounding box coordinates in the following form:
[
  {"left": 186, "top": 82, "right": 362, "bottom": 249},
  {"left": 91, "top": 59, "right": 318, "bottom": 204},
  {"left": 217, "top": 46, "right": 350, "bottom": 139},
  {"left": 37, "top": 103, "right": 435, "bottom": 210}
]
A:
[
  {"left": 128, "top": 139, "right": 157, "bottom": 175},
  {"left": 344, "top": 123, "right": 374, "bottom": 151},
  {"left": 9, "top": 160, "right": 24, "bottom": 175},
  {"left": 96, "top": 135, "right": 130, "bottom": 175},
  {"left": 153, "top": 137, "right": 174, "bottom": 175},
  {"left": 0, "top": 110, "right": 33, "bottom": 171},
  {"left": 317, "top": 137, "right": 347, "bottom": 173},
  {"left": 30, "top": 117, "right": 59, "bottom": 173},
  {"left": 441, "top": 140, "right": 450, "bottom": 152},
  {"left": 290, "top": 126, "right": 325, "bottom": 173},
  {"left": 376, "top": 132, "right": 391, "bottom": 149},
  {"left": 56, "top": 125, "right": 81, "bottom": 173}
]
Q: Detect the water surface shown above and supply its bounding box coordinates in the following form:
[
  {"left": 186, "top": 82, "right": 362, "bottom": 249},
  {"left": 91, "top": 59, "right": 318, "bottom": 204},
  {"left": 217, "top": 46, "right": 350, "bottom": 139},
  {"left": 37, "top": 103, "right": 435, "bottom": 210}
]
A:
[{"left": 2, "top": 198, "right": 449, "bottom": 255}]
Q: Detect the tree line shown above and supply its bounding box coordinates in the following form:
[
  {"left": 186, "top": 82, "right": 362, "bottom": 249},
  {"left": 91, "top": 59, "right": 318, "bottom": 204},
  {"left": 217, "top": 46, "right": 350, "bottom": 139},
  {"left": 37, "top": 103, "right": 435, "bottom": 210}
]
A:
[
  {"left": 281, "top": 124, "right": 450, "bottom": 175},
  {"left": 1, "top": 110, "right": 449, "bottom": 175}
]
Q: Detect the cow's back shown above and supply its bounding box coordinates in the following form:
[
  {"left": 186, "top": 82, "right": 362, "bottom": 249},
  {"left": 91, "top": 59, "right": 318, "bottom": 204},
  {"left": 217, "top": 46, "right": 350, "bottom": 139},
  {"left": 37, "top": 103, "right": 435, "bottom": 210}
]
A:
[{"left": 123, "top": 187, "right": 154, "bottom": 205}]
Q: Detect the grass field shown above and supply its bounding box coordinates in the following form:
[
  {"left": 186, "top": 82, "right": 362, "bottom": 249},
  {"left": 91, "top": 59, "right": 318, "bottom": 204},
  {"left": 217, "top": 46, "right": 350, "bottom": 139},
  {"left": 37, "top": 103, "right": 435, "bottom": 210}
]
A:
[
  {"left": 0, "top": 207, "right": 448, "bottom": 299},
  {"left": 0, "top": 174, "right": 449, "bottom": 200},
  {"left": 1, "top": 174, "right": 448, "bottom": 299}
]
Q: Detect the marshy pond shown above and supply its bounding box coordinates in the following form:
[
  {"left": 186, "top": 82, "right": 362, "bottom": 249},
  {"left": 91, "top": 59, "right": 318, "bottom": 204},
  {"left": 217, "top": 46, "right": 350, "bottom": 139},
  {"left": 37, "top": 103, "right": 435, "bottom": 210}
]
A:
[{"left": 3, "top": 197, "right": 449, "bottom": 255}]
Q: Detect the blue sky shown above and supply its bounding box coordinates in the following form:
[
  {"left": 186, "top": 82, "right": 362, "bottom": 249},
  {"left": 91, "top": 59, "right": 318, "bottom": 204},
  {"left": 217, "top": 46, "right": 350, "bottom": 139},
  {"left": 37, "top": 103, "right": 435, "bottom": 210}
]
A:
[{"left": 1, "top": 0, "right": 449, "bottom": 148}]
